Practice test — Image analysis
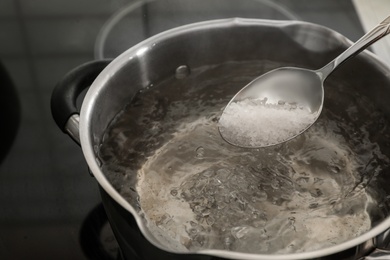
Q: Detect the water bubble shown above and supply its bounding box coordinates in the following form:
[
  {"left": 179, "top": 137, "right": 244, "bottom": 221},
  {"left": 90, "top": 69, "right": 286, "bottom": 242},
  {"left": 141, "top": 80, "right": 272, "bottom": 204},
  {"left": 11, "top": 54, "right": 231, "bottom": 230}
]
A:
[
  {"left": 330, "top": 165, "right": 341, "bottom": 173},
  {"left": 271, "top": 178, "right": 280, "bottom": 189},
  {"left": 296, "top": 176, "right": 310, "bottom": 186},
  {"left": 216, "top": 168, "right": 230, "bottom": 182},
  {"left": 156, "top": 214, "right": 172, "bottom": 227},
  {"left": 201, "top": 209, "right": 211, "bottom": 217},
  {"left": 170, "top": 189, "right": 178, "bottom": 196},
  {"left": 175, "top": 65, "right": 190, "bottom": 79},
  {"left": 202, "top": 170, "right": 214, "bottom": 178},
  {"left": 194, "top": 205, "right": 205, "bottom": 215},
  {"left": 247, "top": 184, "right": 256, "bottom": 191},
  {"left": 196, "top": 146, "right": 205, "bottom": 158},
  {"left": 224, "top": 236, "right": 235, "bottom": 249},
  {"left": 314, "top": 178, "right": 324, "bottom": 185},
  {"left": 93, "top": 145, "right": 100, "bottom": 154},
  {"left": 164, "top": 230, "right": 176, "bottom": 241},
  {"left": 252, "top": 210, "right": 261, "bottom": 218},
  {"left": 288, "top": 102, "right": 297, "bottom": 109},
  {"left": 252, "top": 218, "right": 267, "bottom": 228},
  {"left": 206, "top": 216, "right": 215, "bottom": 225},
  {"left": 288, "top": 217, "right": 296, "bottom": 231},
  {"left": 223, "top": 194, "right": 231, "bottom": 204},
  {"left": 238, "top": 200, "right": 247, "bottom": 211},
  {"left": 95, "top": 157, "right": 103, "bottom": 167},
  {"left": 252, "top": 190, "right": 267, "bottom": 202},
  {"left": 259, "top": 97, "right": 268, "bottom": 105},
  {"left": 310, "top": 188, "right": 323, "bottom": 198},
  {"left": 231, "top": 226, "right": 249, "bottom": 239},
  {"left": 188, "top": 228, "right": 197, "bottom": 235},
  {"left": 210, "top": 178, "right": 222, "bottom": 186},
  {"left": 217, "top": 202, "right": 227, "bottom": 210},
  {"left": 280, "top": 194, "right": 292, "bottom": 202},
  {"left": 181, "top": 189, "right": 192, "bottom": 199}
]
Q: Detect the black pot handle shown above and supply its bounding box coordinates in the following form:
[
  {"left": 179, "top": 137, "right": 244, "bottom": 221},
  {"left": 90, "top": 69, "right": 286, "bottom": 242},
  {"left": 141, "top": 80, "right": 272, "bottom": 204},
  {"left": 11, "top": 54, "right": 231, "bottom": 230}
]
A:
[{"left": 51, "top": 59, "right": 112, "bottom": 142}]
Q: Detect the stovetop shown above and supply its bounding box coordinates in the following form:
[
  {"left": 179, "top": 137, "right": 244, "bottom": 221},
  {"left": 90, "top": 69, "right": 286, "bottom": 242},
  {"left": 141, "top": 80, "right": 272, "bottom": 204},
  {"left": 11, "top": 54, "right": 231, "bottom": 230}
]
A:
[{"left": 0, "top": 0, "right": 377, "bottom": 259}]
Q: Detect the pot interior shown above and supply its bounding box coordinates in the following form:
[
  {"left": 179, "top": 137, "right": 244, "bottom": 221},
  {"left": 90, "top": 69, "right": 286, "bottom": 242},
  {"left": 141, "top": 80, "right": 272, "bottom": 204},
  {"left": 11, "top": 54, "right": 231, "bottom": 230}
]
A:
[{"left": 87, "top": 19, "right": 390, "bottom": 256}]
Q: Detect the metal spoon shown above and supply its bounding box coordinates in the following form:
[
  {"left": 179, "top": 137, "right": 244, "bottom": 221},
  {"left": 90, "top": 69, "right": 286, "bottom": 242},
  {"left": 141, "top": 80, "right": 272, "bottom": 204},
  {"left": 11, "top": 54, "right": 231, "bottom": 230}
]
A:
[{"left": 219, "top": 15, "right": 390, "bottom": 148}]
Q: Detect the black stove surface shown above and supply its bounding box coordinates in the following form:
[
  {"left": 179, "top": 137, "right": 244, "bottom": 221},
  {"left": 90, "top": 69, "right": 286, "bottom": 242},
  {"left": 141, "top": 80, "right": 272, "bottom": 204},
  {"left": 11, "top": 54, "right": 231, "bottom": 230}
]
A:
[{"left": 0, "top": 0, "right": 365, "bottom": 259}]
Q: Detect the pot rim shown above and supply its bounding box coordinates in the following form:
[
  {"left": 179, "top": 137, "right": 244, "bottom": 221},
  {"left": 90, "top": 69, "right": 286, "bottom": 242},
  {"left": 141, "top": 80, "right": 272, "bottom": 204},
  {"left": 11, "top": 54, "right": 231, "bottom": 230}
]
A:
[{"left": 79, "top": 18, "right": 390, "bottom": 259}]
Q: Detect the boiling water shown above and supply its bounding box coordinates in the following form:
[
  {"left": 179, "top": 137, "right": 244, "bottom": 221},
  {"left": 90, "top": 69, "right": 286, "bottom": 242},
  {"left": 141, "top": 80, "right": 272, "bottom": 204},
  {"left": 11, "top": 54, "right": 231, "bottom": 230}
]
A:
[{"left": 99, "top": 61, "right": 390, "bottom": 254}]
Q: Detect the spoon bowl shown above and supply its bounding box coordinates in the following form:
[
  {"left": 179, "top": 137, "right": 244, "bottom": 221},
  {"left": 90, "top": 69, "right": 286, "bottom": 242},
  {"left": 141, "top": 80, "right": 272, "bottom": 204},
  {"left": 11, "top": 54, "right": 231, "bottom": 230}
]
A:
[
  {"left": 219, "top": 15, "right": 390, "bottom": 148},
  {"left": 219, "top": 67, "right": 324, "bottom": 147}
]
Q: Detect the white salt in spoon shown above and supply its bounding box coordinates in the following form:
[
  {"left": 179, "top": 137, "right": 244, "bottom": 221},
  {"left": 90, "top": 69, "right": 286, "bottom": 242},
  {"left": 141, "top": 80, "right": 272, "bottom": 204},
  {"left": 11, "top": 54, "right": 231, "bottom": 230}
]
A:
[{"left": 219, "top": 15, "right": 390, "bottom": 148}]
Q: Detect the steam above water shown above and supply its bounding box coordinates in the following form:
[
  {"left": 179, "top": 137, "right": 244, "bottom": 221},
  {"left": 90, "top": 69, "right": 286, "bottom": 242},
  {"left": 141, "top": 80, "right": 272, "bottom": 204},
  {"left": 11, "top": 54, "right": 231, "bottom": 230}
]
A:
[{"left": 99, "top": 61, "right": 390, "bottom": 254}]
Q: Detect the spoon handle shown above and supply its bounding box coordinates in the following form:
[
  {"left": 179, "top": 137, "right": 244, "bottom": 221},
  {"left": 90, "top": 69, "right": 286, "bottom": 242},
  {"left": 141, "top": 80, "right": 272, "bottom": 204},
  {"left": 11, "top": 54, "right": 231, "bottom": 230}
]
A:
[{"left": 318, "top": 15, "right": 390, "bottom": 79}]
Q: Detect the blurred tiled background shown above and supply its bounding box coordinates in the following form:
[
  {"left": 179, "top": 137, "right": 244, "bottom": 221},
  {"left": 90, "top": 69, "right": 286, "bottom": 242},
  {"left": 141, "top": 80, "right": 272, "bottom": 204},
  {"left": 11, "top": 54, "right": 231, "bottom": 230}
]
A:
[
  {"left": 0, "top": 1, "right": 120, "bottom": 259},
  {"left": 0, "top": 0, "right": 385, "bottom": 259}
]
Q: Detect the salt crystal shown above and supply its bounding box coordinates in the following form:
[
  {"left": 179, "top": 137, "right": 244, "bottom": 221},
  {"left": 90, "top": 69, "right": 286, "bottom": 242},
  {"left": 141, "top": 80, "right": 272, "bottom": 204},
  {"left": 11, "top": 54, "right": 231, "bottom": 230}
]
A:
[{"left": 219, "top": 98, "right": 317, "bottom": 147}]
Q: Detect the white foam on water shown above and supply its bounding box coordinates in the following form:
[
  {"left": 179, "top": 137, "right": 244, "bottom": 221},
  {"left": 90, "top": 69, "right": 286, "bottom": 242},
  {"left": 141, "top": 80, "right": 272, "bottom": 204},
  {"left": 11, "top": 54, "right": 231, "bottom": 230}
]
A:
[
  {"left": 134, "top": 114, "right": 376, "bottom": 254},
  {"left": 219, "top": 99, "right": 318, "bottom": 147}
]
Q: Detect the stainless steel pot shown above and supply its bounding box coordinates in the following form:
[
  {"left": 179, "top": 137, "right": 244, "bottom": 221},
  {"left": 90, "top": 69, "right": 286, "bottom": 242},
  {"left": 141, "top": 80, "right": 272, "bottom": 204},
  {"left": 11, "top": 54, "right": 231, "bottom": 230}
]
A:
[{"left": 51, "top": 18, "right": 390, "bottom": 259}]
